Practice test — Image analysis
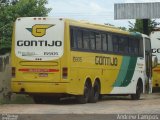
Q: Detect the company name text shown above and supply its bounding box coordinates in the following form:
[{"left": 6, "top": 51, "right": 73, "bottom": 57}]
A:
[
  {"left": 17, "top": 40, "right": 62, "bottom": 47},
  {"left": 95, "top": 56, "right": 118, "bottom": 66}
]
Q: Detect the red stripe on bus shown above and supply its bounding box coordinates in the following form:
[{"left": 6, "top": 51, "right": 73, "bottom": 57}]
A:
[
  {"left": 18, "top": 68, "right": 59, "bottom": 73},
  {"left": 153, "top": 69, "right": 160, "bottom": 72},
  {"left": 19, "top": 69, "right": 29, "bottom": 72}
]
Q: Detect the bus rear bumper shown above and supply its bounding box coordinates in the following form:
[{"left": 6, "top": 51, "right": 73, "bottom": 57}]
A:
[
  {"left": 11, "top": 81, "right": 69, "bottom": 94},
  {"left": 152, "top": 87, "right": 160, "bottom": 92}
]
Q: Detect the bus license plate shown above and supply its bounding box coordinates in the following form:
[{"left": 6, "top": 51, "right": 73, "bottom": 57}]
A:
[{"left": 39, "top": 73, "right": 48, "bottom": 77}]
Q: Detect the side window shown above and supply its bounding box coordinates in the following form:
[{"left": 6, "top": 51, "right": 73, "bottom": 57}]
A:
[
  {"left": 77, "top": 30, "right": 83, "bottom": 49},
  {"left": 70, "top": 28, "right": 77, "bottom": 49},
  {"left": 129, "top": 38, "right": 135, "bottom": 54},
  {"left": 139, "top": 38, "right": 144, "bottom": 56},
  {"left": 95, "top": 33, "right": 101, "bottom": 51},
  {"left": 119, "top": 37, "right": 129, "bottom": 53},
  {"left": 129, "top": 38, "right": 139, "bottom": 55},
  {"left": 145, "top": 38, "right": 151, "bottom": 52},
  {"left": 83, "top": 30, "right": 90, "bottom": 49},
  {"left": 134, "top": 39, "right": 139, "bottom": 55},
  {"left": 90, "top": 32, "right": 95, "bottom": 50},
  {"left": 102, "top": 34, "right": 108, "bottom": 51},
  {"left": 112, "top": 35, "right": 119, "bottom": 52},
  {"left": 108, "top": 34, "right": 113, "bottom": 52}
]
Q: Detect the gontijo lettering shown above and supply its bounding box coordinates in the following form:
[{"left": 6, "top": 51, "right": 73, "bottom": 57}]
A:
[
  {"left": 95, "top": 56, "right": 118, "bottom": 66},
  {"left": 17, "top": 40, "right": 62, "bottom": 47}
]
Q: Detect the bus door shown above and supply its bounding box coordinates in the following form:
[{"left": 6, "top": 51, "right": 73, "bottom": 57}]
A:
[{"left": 145, "top": 37, "right": 152, "bottom": 93}]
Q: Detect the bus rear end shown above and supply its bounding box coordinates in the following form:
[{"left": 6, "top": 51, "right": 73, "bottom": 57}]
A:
[
  {"left": 152, "top": 65, "right": 160, "bottom": 92},
  {"left": 11, "top": 17, "right": 66, "bottom": 97},
  {"left": 150, "top": 31, "right": 160, "bottom": 92}
]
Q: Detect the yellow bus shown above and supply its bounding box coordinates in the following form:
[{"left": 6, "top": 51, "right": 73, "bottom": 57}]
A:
[
  {"left": 11, "top": 17, "right": 152, "bottom": 103},
  {"left": 152, "top": 65, "right": 160, "bottom": 92},
  {"left": 150, "top": 31, "right": 160, "bottom": 92}
]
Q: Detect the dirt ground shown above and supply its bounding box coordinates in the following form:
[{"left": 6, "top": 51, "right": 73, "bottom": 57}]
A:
[{"left": 0, "top": 93, "right": 160, "bottom": 114}]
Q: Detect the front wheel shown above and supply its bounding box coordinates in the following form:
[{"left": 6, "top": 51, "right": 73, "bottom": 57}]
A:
[{"left": 131, "top": 81, "right": 142, "bottom": 100}]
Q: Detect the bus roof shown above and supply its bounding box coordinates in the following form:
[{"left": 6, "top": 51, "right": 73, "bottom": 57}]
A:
[
  {"left": 16, "top": 17, "right": 142, "bottom": 38},
  {"left": 64, "top": 18, "right": 141, "bottom": 37}
]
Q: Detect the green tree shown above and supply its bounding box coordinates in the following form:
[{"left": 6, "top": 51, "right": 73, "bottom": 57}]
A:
[
  {"left": 104, "top": 23, "right": 127, "bottom": 31},
  {"left": 0, "top": 0, "right": 51, "bottom": 54},
  {"left": 118, "top": 26, "right": 127, "bottom": 31},
  {"left": 128, "top": 19, "right": 159, "bottom": 35}
]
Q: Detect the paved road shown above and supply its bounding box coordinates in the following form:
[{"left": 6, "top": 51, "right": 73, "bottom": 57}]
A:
[
  {"left": 1, "top": 93, "right": 160, "bottom": 120},
  {"left": 0, "top": 93, "right": 160, "bottom": 114}
]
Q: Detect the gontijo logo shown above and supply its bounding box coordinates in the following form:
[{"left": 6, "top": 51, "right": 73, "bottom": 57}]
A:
[{"left": 26, "top": 24, "right": 54, "bottom": 37}]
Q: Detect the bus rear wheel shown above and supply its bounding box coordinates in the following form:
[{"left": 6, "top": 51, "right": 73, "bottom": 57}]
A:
[
  {"left": 131, "top": 81, "right": 143, "bottom": 100},
  {"left": 88, "top": 80, "right": 100, "bottom": 103},
  {"left": 77, "top": 81, "right": 91, "bottom": 104}
]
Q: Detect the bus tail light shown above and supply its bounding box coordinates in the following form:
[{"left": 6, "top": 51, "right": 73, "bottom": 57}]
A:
[
  {"left": 62, "top": 67, "right": 68, "bottom": 79},
  {"left": 12, "top": 67, "right": 16, "bottom": 77}
]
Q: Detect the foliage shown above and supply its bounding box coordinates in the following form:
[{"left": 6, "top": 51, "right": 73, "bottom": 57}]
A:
[
  {"left": 0, "top": 94, "right": 34, "bottom": 104},
  {"left": 118, "top": 27, "right": 127, "bottom": 31},
  {"left": 128, "top": 19, "right": 160, "bottom": 35},
  {"left": 0, "top": 0, "right": 51, "bottom": 52},
  {"left": 104, "top": 23, "right": 127, "bottom": 31}
]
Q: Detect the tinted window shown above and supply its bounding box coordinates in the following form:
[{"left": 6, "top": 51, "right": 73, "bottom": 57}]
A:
[
  {"left": 90, "top": 32, "right": 95, "bottom": 50},
  {"left": 70, "top": 26, "right": 142, "bottom": 57},
  {"left": 139, "top": 38, "right": 144, "bottom": 56},
  {"left": 108, "top": 34, "right": 113, "bottom": 52},
  {"left": 129, "top": 38, "right": 135, "bottom": 54},
  {"left": 113, "top": 35, "right": 119, "bottom": 52},
  {"left": 77, "top": 30, "right": 83, "bottom": 49},
  {"left": 70, "top": 28, "right": 77, "bottom": 48},
  {"left": 95, "top": 33, "right": 101, "bottom": 50},
  {"left": 134, "top": 39, "right": 139, "bottom": 54},
  {"left": 129, "top": 38, "right": 139, "bottom": 54},
  {"left": 119, "top": 37, "right": 128, "bottom": 53},
  {"left": 145, "top": 38, "right": 151, "bottom": 52},
  {"left": 102, "top": 34, "right": 108, "bottom": 51},
  {"left": 83, "top": 30, "right": 90, "bottom": 49}
]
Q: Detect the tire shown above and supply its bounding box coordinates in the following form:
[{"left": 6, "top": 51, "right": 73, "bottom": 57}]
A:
[
  {"left": 88, "top": 81, "right": 100, "bottom": 103},
  {"left": 98, "top": 94, "right": 103, "bottom": 100},
  {"left": 77, "top": 81, "right": 91, "bottom": 104},
  {"left": 131, "top": 81, "right": 142, "bottom": 100}
]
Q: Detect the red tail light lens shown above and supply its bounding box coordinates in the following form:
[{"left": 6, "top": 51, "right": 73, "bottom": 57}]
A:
[
  {"left": 62, "top": 67, "right": 68, "bottom": 79},
  {"left": 12, "top": 67, "right": 16, "bottom": 77}
]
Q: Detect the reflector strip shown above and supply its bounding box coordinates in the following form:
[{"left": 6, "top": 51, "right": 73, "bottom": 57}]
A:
[{"left": 18, "top": 68, "right": 59, "bottom": 73}]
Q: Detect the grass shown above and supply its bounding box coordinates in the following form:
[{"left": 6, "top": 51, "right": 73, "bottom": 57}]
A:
[{"left": 0, "top": 94, "right": 34, "bottom": 104}]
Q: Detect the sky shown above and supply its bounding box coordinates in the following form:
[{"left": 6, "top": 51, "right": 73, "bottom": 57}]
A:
[{"left": 46, "top": 0, "right": 160, "bottom": 28}]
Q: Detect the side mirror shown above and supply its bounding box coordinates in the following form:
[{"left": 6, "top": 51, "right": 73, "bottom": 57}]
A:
[{"left": 152, "top": 55, "right": 158, "bottom": 68}]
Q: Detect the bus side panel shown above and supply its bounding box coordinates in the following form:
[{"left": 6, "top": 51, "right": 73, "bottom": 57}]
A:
[
  {"left": 150, "top": 31, "right": 160, "bottom": 91},
  {"left": 111, "top": 57, "right": 145, "bottom": 94},
  {"left": 69, "top": 51, "right": 123, "bottom": 95}
]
